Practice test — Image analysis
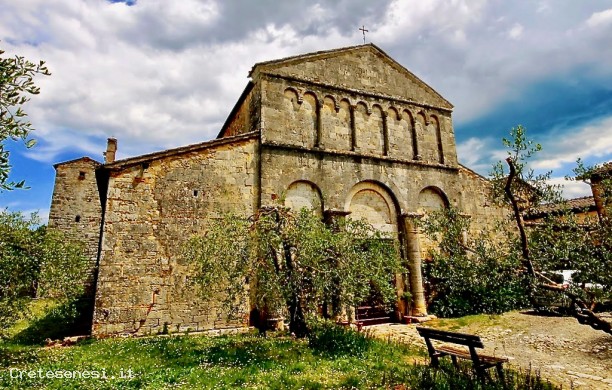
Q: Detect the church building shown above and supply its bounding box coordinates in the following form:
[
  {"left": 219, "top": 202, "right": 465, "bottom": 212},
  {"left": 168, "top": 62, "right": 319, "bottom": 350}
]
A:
[{"left": 49, "top": 44, "right": 506, "bottom": 335}]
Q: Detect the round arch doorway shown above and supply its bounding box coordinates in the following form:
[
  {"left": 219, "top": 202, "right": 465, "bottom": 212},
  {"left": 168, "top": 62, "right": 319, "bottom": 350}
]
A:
[{"left": 345, "top": 181, "right": 404, "bottom": 325}]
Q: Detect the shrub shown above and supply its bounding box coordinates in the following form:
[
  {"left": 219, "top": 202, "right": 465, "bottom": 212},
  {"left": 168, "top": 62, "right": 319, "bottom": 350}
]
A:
[
  {"left": 307, "top": 319, "right": 371, "bottom": 357},
  {"left": 420, "top": 207, "right": 530, "bottom": 317}
]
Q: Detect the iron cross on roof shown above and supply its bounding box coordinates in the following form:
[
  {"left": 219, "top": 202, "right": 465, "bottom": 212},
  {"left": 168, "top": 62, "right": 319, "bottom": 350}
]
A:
[{"left": 359, "top": 25, "right": 369, "bottom": 44}]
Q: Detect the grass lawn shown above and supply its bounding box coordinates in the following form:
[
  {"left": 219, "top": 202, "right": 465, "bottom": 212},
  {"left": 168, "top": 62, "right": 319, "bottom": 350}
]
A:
[{"left": 0, "top": 302, "right": 558, "bottom": 390}]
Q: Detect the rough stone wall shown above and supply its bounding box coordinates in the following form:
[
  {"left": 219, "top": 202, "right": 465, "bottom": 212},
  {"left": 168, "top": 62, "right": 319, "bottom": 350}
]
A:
[
  {"left": 93, "top": 138, "right": 259, "bottom": 335},
  {"left": 254, "top": 45, "right": 452, "bottom": 110},
  {"left": 48, "top": 157, "right": 102, "bottom": 295},
  {"left": 221, "top": 87, "right": 254, "bottom": 138},
  {"left": 260, "top": 76, "right": 457, "bottom": 167},
  {"left": 456, "top": 166, "right": 509, "bottom": 233},
  {"left": 260, "top": 147, "right": 463, "bottom": 217}
]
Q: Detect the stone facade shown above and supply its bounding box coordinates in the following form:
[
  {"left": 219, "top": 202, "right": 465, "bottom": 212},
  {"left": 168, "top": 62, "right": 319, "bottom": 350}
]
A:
[
  {"left": 49, "top": 44, "right": 508, "bottom": 336},
  {"left": 48, "top": 157, "right": 102, "bottom": 294},
  {"left": 93, "top": 134, "right": 258, "bottom": 335}
]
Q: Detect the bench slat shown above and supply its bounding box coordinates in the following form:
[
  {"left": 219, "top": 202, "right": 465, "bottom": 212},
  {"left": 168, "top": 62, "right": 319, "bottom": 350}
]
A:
[
  {"left": 416, "top": 326, "right": 485, "bottom": 348},
  {"left": 437, "top": 345, "right": 508, "bottom": 364}
]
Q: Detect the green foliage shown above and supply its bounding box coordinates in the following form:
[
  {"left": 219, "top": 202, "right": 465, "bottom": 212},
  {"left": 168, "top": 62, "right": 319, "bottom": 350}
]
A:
[
  {"left": 307, "top": 319, "right": 371, "bottom": 357},
  {"left": 0, "top": 332, "right": 558, "bottom": 389},
  {"left": 12, "top": 299, "right": 92, "bottom": 345},
  {"left": 490, "top": 125, "right": 562, "bottom": 208},
  {"left": 183, "top": 207, "right": 402, "bottom": 336},
  {"left": 420, "top": 207, "right": 530, "bottom": 317},
  {"left": 0, "top": 211, "right": 89, "bottom": 335},
  {"left": 0, "top": 46, "right": 50, "bottom": 191}
]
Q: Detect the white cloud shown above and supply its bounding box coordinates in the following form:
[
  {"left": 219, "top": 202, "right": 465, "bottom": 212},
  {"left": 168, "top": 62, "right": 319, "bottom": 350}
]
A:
[
  {"left": 546, "top": 177, "right": 592, "bottom": 199},
  {"left": 508, "top": 23, "right": 524, "bottom": 39},
  {"left": 586, "top": 8, "right": 612, "bottom": 28},
  {"left": 0, "top": 206, "right": 49, "bottom": 225},
  {"left": 532, "top": 116, "right": 612, "bottom": 170},
  {"left": 455, "top": 137, "right": 506, "bottom": 174}
]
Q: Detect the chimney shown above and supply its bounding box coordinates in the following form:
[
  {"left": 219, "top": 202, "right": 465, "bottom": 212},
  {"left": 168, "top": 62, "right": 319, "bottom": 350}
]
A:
[{"left": 104, "top": 138, "right": 117, "bottom": 164}]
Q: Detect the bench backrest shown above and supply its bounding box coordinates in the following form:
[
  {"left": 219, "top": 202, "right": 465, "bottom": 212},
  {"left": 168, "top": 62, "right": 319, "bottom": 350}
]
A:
[{"left": 416, "top": 326, "right": 484, "bottom": 349}]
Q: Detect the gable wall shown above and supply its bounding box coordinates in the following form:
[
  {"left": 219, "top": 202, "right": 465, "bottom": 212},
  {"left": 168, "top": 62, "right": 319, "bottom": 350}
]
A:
[
  {"left": 257, "top": 47, "right": 451, "bottom": 109},
  {"left": 93, "top": 138, "right": 259, "bottom": 335}
]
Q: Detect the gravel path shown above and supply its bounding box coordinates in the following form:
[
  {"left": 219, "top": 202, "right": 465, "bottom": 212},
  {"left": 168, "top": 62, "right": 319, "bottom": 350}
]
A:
[{"left": 366, "top": 311, "right": 612, "bottom": 389}]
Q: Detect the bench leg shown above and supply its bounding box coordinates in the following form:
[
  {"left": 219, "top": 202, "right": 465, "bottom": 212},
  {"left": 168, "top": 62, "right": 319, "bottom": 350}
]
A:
[
  {"left": 496, "top": 363, "right": 506, "bottom": 387},
  {"left": 430, "top": 355, "right": 440, "bottom": 368},
  {"left": 474, "top": 366, "right": 486, "bottom": 385},
  {"left": 450, "top": 355, "right": 458, "bottom": 368}
]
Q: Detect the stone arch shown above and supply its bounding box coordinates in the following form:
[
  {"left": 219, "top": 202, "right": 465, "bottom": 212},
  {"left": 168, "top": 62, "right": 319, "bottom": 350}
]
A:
[
  {"left": 324, "top": 94, "right": 338, "bottom": 112},
  {"left": 371, "top": 103, "right": 384, "bottom": 113},
  {"left": 281, "top": 88, "right": 303, "bottom": 146},
  {"left": 322, "top": 95, "right": 350, "bottom": 150},
  {"left": 430, "top": 115, "right": 444, "bottom": 164},
  {"left": 369, "top": 104, "right": 385, "bottom": 155},
  {"left": 401, "top": 109, "right": 418, "bottom": 160},
  {"left": 284, "top": 180, "right": 323, "bottom": 217},
  {"left": 345, "top": 181, "right": 399, "bottom": 235},
  {"left": 299, "top": 91, "right": 318, "bottom": 148},
  {"left": 417, "top": 186, "right": 449, "bottom": 214},
  {"left": 283, "top": 88, "right": 300, "bottom": 111},
  {"left": 417, "top": 186, "right": 449, "bottom": 261},
  {"left": 415, "top": 111, "right": 429, "bottom": 161},
  {"left": 354, "top": 101, "right": 369, "bottom": 153}
]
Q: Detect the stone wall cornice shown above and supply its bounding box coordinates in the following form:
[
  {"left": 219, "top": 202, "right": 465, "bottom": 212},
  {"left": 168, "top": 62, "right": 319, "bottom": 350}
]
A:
[
  {"left": 261, "top": 141, "right": 459, "bottom": 172},
  {"left": 260, "top": 72, "right": 453, "bottom": 114}
]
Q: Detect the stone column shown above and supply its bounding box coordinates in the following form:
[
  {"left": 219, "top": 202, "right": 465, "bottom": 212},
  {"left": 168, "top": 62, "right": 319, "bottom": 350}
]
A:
[
  {"left": 349, "top": 105, "right": 357, "bottom": 151},
  {"left": 381, "top": 111, "right": 389, "bottom": 156},
  {"left": 401, "top": 213, "right": 427, "bottom": 316},
  {"left": 314, "top": 100, "right": 322, "bottom": 148}
]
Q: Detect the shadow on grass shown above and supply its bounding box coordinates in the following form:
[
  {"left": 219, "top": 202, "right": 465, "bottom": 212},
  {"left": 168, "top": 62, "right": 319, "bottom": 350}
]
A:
[
  {"left": 205, "top": 336, "right": 295, "bottom": 368},
  {"left": 520, "top": 309, "right": 567, "bottom": 317},
  {"left": 12, "top": 297, "right": 93, "bottom": 345}
]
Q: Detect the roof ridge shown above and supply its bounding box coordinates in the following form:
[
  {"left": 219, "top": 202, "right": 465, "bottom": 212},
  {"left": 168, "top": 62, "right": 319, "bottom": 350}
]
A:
[
  {"left": 104, "top": 131, "right": 259, "bottom": 169},
  {"left": 53, "top": 156, "right": 101, "bottom": 169},
  {"left": 248, "top": 44, "right": 372, "bottom": 76}
]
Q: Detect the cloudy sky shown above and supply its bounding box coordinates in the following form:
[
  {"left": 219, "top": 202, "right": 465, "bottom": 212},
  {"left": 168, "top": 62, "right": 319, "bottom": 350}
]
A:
[{"left": 1, "top": 0, "right": 612, "bottom": 222}]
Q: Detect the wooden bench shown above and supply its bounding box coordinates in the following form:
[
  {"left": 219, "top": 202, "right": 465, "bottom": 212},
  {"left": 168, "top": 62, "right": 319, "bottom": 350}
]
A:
[{"left": 416, "top": 326, "right": 508, "bottom": 382}]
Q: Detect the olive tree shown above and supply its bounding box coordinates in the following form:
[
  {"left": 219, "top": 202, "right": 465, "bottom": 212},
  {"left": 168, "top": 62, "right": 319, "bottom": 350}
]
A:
[
  {"left": 0, "top": 211, "right": 89, "bottom": 335},
  {"left": 183, "top": 207, "right": 403, "bottom": 337},
  {"left": 491, "top": 126, "right": 611, "bottom": 334},
  {"left": 418, "top": 207, "right": 529, "bottom": 317},
  {"left": 0, "top": 46, "right": 50, "bottom": 191}
]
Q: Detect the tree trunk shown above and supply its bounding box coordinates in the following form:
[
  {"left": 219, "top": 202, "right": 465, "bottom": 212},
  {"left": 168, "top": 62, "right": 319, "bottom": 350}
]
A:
[{"left": 505, "top": 157, "right": 535, "bottom": 277}]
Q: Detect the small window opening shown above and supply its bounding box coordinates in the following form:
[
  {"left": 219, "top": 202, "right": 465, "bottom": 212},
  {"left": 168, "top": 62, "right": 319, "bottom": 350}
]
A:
[
  {"left": 75, "top": 215, "right": 81, "bottom": 223},
  {"left": 193, "top": 190, "right": 199, "bottom": 197},
  {"left": 78, "top": 171, "right": 86, "bottom": 180}
]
